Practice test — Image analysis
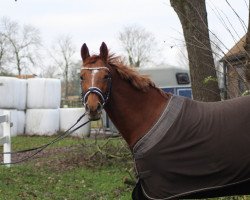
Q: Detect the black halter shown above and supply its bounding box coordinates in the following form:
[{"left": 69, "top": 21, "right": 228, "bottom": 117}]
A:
[{"left": 80, "top": 67, "right": 112, "bottom": 107}]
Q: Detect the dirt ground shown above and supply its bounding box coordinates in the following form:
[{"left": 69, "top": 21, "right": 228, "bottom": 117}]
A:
[{"left": 0, "top": 135, "right": 132, "bottom": 172}]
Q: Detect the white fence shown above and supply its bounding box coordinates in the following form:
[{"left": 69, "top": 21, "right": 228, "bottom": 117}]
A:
[{"left": 0, "top": 110, "right": 11, "bottom": 167}]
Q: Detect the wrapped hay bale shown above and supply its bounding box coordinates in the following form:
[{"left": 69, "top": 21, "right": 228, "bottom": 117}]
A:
[
  {"left": 59, "top": 108, "right": 90, "bottom": 137},
  {"left": 25, "top": 109, "right": 59, "bottom": 136},
  {"left": 0, "top": 77, "right": 27, "bottom": 110},
  {"left": 0, "top": 109, "right": 17, "bottom": 137},
  {"left": 27, "top": 78, "right": 61, "bottom": 109},
  {"left": 0, "top": 112, "right": 3, "bottom": 137},
  {"left": 0, "top": 77, "right": 19, "bottom": 109},
  {"left": 16, "top": 79, "right": 27, "bottom": 110},
  {"left": 17, "top": 110, "right": 25, "bottom": 135}
]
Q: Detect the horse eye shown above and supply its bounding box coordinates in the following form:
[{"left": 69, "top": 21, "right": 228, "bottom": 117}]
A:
[
  {"left": 103, "top": 75, "right": 109, "bottom": 80},
  {"left": 80, "top": 76, "right": 84, "bottom": 81}
]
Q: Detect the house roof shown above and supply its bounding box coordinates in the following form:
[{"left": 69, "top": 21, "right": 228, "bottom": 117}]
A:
[{"left": 220, "top": 35, "right": 246, "bottom": 61}]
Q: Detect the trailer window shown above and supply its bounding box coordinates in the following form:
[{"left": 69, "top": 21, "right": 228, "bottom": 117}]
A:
[{"left": 176, "top": 73, "right": 190, "bottom": 84}]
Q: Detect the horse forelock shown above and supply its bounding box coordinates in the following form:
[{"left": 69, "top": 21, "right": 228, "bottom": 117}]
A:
[{"left": 83, "top": 55, "right": 100, "bottom": 65}]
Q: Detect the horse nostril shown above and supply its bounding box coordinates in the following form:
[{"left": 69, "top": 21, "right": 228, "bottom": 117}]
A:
[
  {"left": 97, "top": 102, "right": 103, "bottom": 112},
  {"left": 85, "top": 102, "right": 102, "bottom": 113},
  {"left": 85, "top": 103, "right": 90, "bottom": 112}
]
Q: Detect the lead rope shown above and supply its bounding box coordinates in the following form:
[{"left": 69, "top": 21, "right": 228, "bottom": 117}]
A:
[{"left": 0, "top": 112, "right": 90, "bottom": 165}]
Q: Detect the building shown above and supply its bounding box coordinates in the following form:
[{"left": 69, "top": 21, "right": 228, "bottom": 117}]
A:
[{"left": 220, "top": 35, "right": 249, "bottom": 98}]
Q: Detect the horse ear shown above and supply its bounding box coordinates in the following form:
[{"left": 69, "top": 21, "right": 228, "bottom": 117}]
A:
[
  {"left": 99, "top": 42, "right": 108, "bottom": 62},
  {"left": 81, "top": 43, "right": 90, "bottom": 62}
]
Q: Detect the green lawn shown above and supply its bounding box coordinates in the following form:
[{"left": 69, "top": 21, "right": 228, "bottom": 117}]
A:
[
  {"left": 0, "top": 164, "right": 132, "bottom": 199},
  {"left": 0, "top": 136, "right": 133, "bottom": 200},
  {"left": 0, "top": 136, "right": 249, "bottom": 200}
]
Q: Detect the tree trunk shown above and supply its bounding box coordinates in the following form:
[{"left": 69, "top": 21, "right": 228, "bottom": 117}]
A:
[
  {"left": 170, "top": 0, "right": 221, "bottom": 102},
  {"left": 16, "top": 54, "right": 21, "bottom": 75},
  {"left": 65, "top": 64, "right": 69, "bottom": 99}
]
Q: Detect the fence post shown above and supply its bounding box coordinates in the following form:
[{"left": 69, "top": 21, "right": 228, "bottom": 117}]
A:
[{"left": 1, "top": 110, "right": 11, "bottom": 167}]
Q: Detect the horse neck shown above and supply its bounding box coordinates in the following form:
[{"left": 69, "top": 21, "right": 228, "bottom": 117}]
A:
[{"left": 104, "top": 75, "right": 170, "bottom": 149}]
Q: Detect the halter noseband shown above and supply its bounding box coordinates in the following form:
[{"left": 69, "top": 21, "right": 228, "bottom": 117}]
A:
[{"left": 80, "top": 67, "right": 111, "bottom": 107}]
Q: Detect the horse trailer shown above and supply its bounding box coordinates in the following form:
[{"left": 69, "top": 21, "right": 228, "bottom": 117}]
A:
[{"left": 138, "top": 66, "right": 192, "bottom": 98}]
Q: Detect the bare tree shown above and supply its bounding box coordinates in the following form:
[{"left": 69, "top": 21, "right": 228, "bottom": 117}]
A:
[
  {"left": 0, "top": 19, "right": 14, "bottom": 74},
  {"left": 118, "top": 25, "right": 158, "bottom": 68},
  {"left": 68, "top": 61, "right": 81, "bottom": 96},
  {"left": 0, "top": 33, "right": 10, "bottom": 73},
  {"left": 0, "top": 17, "right": 41, "bottom": 75},
  {"left": 41, "top": 65, "right": 60, "bottom": 78},
  {"left": 50, "top": 35, "right": 76, "bottom": 99},
  {"left": 170, "top": 0, "right": 221, "bottom": 102}
]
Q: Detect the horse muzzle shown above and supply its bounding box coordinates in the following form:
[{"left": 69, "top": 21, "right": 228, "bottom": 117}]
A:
[
  {"left": 85, "top": 101, "right": 103, "bottom": 121},
  {"left": 81, "top": 86, "right": 108, "bottom": 121}
]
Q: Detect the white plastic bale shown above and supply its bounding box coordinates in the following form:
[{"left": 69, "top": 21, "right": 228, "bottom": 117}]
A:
[
  {"left": 25, "top": 109, "right": 59, "bottom": 136},
  {"left": 27, "top": 78, "right": 61, "bottom": 109},
  {"left": 0, "top": 114, "right": 2, "bottom": 137},
  {"left": 9, "top": 109, "right": 17, "bottom": 137},
  {"left": 43, "top": 79, "right": 61, "bottom": 108},
  {"left": 17, "top": 110, "right": 25, "bottom": 135},
  {"left": 0, "top": 109, "right": 18, "bottom": 137},
  {"left": 16, "top": 79, "right": 27, "bottom": 110},
  {"left": 59, "top": 108, "right": 90, "bottom": 137},
  {"left": 0, "top": 77, "right": 19, "bottom": 109}
]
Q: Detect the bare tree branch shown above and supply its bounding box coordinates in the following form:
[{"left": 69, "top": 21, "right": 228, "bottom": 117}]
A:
[
  {"left": 49, "top": 34, "right": 76, "bottom": 98},
  {"left": 118, "top": 25, "right": 158, "bottom": 67},
  {"left": 0, "top": 17, "right": 42, "bottom": 75}
]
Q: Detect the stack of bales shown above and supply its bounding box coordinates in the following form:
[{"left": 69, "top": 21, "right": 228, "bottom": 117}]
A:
[
  {"left": 25, "top": 78, "right": 61, "bottom": 136},
  {"left": 0, "top": 77, "right": 90, "bottom": 137},
  {"left": 0, "top": 77, "right": 27, "bottom": 136},
  {"left": 25, "top": 78, "right": 90, "bottom": 137}
]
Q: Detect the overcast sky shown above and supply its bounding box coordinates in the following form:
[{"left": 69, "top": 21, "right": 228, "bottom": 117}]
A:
[{"left": 0, "top": 0, "right": 249, "bottom": 69}]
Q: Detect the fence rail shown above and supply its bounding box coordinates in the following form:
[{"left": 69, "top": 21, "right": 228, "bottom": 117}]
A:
[
  {"left": 0, "top": 110, "right": 11, "bottom": 167},
  {"left": 61, "top": 99, "right": 82, "bottom": 108}
]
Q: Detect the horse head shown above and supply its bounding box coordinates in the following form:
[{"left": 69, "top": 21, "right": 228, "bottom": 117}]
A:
[{"left": 80, "top": 42, "right": 111, "bottom": 121}]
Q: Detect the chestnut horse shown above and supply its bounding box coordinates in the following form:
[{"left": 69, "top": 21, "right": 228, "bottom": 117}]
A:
[{"left": 80, "top": 42, "right": 250, "bottom": 200}]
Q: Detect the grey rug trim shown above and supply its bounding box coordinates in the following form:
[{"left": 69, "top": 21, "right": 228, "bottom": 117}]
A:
[{"left": 133, "top": 95, "right": 185, "bottom": 158}]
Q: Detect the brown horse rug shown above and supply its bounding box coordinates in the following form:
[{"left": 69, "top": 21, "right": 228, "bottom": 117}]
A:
[{"left": 132, "top": 95, "right": 250, "bottom": 200}]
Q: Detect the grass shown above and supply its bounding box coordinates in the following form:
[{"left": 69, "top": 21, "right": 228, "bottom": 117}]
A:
[
  {"left": 0, "top": 136, "right": 133, "bottom": 200},
  {"left": 0, "top": 136, "right": 249, "bottom": 200},
  {"left": 0, "top": 165, "right": 132, "bottom": 199}
]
